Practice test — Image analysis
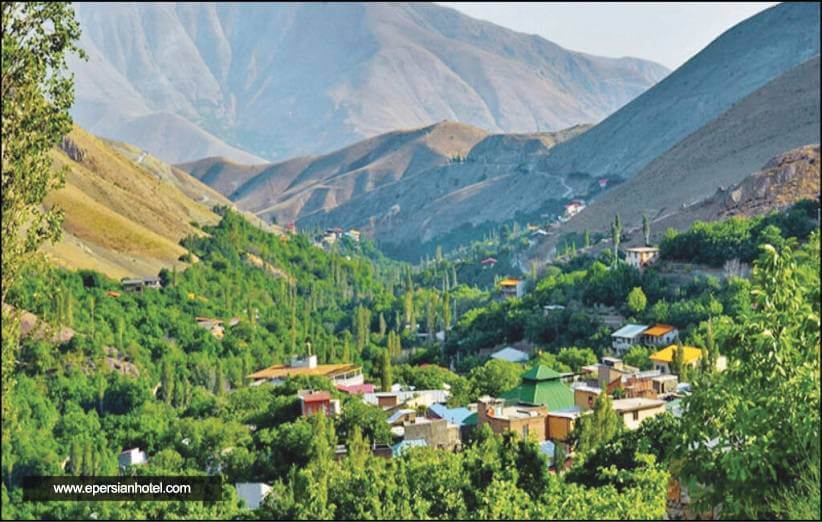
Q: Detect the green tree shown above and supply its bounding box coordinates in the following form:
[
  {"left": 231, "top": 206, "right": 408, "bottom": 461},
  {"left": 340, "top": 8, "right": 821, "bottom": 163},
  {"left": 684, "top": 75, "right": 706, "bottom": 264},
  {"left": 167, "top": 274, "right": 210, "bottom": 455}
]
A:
[
  {"left": 679, "top": 238, "right": 821, "bottom": 518},
  {"left": 626, "top": 286, "right": 647, "bottom": 314},
  {"left": 381, "top": 348, "right": 393, "bottom": 391},
  {"left": 642, "top": 213, "right": 651, "bottom": 246},
  {"left": 573, "top": 393, "right": 621, "bottom": 455},
  {"left": 468, "top": 359, "right": 521, "bottom": 397},
  {"left": 1, "top": 0, "right": 83, "bottom": 455},
  {"left": 583, "top": 230, "right": 591, "bottom": 249},
  {"left": 623, "top": 346, "right": 652, "bottom": 370}
]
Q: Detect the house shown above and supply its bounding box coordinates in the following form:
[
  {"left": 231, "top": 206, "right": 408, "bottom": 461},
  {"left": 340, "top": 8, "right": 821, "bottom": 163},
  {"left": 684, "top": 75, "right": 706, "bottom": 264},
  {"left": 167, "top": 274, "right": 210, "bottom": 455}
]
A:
[
  {"left": 610, "top": 324, "right": 649, "bottom": 355},
  {"left": 387, "top": 409, "right": 417, "bottom": 427},
  {"left": 546, "top": 407, "right": 585, "bottom": 442},
  {"left": 612, "top": 398, "right": 667, "bottom": 430},
  {"left": 363, "top": 389, "right": 449, "bottom": 410},
  {"left": 427, "top": 403, "right": 477, "bottom": 440},
  {"left": 106, "top": 290, "right": 121, "bottom": 298},
  {"left": 285, "top": 223, "right": 297, "bottom": 235},
  {"left": 480, "top": 257, "right": 497, "bottom": 268},
  {"left": 118, "top": 448, "right": 147, "bottom": 469},
  {"left": 391, "top": 439, "right": 427, "bottom": 457},
  {"left": 652, "top": 374, "right": 679, "bottom": 395},
  {"left": 501, "top": 365, "right": 575, "bottom": 411},
  {"left": 564, "top": 200, "right": 585, "bottom": 218},
  {"left": 598, "top": 178, "right": 609, "bottom": 189},
  {"left": 298, "top": 390, "right": 340, "bottom": 417},
  {"left": 121, "top": 277, "right": 162, "bottom": 292},
  {"left": 196, "top": 317, "right": 225, "bottom": 339},
  {"left": 248, "top": 354, "right": 364, "bottom": 387},
  {"left": 345, "top": 229, "right": 361, "bottom": 242},
  {"left": 625, "top": 246, "right": 659, "bottom": 270},
  {"left": 490, "top": 346, "right": 530, "bottom": 363},
  {"left": 580, "top": 357, "right": 659, "bottom": 399},
  {"left": 236, "top": 482, "right": 272, "bottom": 510},
  {"left": 640, "top": 324, "right": 679, "bottom": 347},
  {"left": 402, "top": 417, "right": 461, "bottom": 450},
  {"left": 477, "top": 396, "right": 548, "bottom": 442},
  {"left": 498, "top": 278, "right": 526, "bottom": 299},
  {"left": 649, "top": 345, "right": 703, "bottom": 375},
  {"left": 574, "top": 384, "right": 602, "bottom": 411}
]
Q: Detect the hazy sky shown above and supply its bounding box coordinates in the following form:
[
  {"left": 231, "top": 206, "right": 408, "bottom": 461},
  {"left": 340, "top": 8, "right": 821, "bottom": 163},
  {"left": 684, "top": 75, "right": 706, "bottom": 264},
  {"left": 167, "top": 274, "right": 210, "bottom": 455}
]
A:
[{"left": 439, "top": 2, "right": 778, "bottom": 69}]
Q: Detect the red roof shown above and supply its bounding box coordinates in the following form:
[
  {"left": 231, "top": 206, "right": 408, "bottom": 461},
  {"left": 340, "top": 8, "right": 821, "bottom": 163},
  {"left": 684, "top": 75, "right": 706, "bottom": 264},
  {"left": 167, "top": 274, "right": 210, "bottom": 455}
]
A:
[
  {"left": 300, "top": 391, "right": 331, "bottom": 403},
  {"left": 481, "top": 257, "right": 497, "bottom": 265},
  {"left": 336, "top": 384, "right": 375, "bottom": 395}
]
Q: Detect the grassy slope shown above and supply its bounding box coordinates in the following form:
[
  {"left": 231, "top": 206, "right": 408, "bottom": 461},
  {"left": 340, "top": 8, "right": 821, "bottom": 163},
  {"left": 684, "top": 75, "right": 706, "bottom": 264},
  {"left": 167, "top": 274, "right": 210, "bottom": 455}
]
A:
[{"left": 41, "top": 126, "right": 225, "bottom": 279}]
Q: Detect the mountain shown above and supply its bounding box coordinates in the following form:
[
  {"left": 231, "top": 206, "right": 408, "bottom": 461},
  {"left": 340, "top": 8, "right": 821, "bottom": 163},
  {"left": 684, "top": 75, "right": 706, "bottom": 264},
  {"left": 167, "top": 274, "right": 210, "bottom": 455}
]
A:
[
  {"left": 556, "top": 55, "right": 820, "bottom": 240},
  {"left": 68, "top": 2, "right": 668, "bottom": 164},
  {"left": 642, "top": 144, "right": 820, "bottom": 239},
  {"left": 179, "top": 121, "right": 592, "bottom": 250},
  {"left": 41, "top": 127, "right": 275, "bottom": 279},
  {"left": 540, "top": 2, "right": 820, "bottom": 181}
]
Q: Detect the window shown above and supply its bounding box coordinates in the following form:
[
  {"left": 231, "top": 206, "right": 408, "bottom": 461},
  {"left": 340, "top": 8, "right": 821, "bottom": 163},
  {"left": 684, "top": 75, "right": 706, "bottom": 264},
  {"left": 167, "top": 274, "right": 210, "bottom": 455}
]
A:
[
  {"left": 522, "top": 425, "right": 529, "bottom": 439},
  {"left": 632, "top": 411, "right": 639, "bottom": 421}
]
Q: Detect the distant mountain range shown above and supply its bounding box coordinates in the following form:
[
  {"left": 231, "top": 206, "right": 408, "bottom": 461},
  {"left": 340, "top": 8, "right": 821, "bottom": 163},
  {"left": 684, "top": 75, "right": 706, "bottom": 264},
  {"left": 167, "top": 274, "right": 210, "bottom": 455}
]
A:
[
  {"left": 68, "top": 2, "right": 668, "bottom": 163},
  {"left": 176, "top": 3, "right": 819, "bottom": 260}
]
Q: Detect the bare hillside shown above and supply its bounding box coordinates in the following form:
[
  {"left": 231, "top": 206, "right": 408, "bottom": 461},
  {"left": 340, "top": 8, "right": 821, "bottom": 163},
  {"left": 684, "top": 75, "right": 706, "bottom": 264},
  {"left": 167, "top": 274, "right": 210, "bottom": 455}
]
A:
[{"left": 558, "top": 56, "right": 821, "bottom": 240}]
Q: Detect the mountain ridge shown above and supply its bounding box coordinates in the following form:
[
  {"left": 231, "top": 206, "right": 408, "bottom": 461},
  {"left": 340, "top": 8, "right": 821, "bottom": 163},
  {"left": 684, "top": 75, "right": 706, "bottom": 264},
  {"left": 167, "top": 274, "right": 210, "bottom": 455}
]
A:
[{"left": 69, "top": 1, "right": 668, "bottom": 163}]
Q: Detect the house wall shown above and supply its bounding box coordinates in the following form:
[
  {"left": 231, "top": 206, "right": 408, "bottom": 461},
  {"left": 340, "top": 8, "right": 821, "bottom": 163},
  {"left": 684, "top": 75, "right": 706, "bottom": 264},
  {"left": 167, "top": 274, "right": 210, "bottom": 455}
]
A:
[
  {"left": 404, "top": 419, "right": 460, "bottom": 450},
  {"left": 620, "top": 404, "right": 666, "bottom": 430},
  {"left": 574, "top": 389, "right": 600, "bottom": 410},
  {"left": 546, "top": 415, "right": 574, "bottom": 442}
]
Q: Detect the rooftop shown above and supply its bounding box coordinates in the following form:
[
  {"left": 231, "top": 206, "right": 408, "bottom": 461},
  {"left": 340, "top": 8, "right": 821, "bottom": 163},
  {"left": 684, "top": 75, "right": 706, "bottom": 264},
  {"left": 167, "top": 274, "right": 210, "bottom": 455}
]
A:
[
  {"left": 625, "top": 246, "right": 659, "bottom": 253},
  {"left": 499, "top": 278, "right": 522, "bottom": 287},
  {"left": 643, "top": 324, "right": 676, "bottom": 337},
  {"left": 428, "top": 403, "right": 476, "bottom": 426},
  {"left": 650, "top": 345, "right": 703, "bottom": 364},
  {"left": 299, "top": 391, "right": 331, "bottom": 403},
  {"left": 392, "top": 439, "right": 427, "bottom": 457},
  {"left": 611, "top": 323, "right": 649, "bottom": 338},
  {"left": 248, "top": 363, "right": 359, "bottom": 380},
  {"left": 490, "top": 346, "right": 530, "bottom": 363},
  {"left": 612, "top": 398, "right": 666, "bottom": 413}
]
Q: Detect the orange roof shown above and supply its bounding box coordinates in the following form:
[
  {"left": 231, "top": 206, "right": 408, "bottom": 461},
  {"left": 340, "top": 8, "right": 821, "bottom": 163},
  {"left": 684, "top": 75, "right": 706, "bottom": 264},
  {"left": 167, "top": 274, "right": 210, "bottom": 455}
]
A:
[
  {"left": 643, "top": 324, "right": 675, "bottom": 337},
  {"left": 499, "top": 278, "right": 522, "bottom": 287},
  {"left": 248, "top": 363, "right": 360, "bottom": 380},
  {"left": 650, "top": 345, "right": 702, "bottom": 364}
]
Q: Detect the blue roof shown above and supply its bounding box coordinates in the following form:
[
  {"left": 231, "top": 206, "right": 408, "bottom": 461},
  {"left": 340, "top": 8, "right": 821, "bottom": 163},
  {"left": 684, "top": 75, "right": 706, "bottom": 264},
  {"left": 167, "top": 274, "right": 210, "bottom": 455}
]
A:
[
  {"left": 392, "top": 439, "right": 427, "bottom": 457},
  {"left": 428, "top": 403, "right": 474, "bottom": 426}
]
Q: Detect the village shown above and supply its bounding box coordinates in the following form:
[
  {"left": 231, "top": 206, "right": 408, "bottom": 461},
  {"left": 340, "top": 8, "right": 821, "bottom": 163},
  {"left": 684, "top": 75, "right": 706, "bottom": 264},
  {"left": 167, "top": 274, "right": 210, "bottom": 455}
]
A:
[{"left": 112, "top": 239, "right": 718, "bottom": 512}]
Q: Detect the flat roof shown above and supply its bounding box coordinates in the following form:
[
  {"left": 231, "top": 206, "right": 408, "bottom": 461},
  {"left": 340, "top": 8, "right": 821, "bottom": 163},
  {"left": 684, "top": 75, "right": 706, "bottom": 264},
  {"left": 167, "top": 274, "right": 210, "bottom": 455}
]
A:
[
  {"left": 499, "top": 278, "right": 522, "bottom": 286},
  {"left": 650, "top": 345, "right": 703, "bottom": 364},
  {"left": 643, "top": 324, "right": 676, "bottom": 337},
  {"left": 248, "top": 363, "right": 360, "bottom": 380},
  {"left": 611, "top": 324, "right": 649, "bottom": 338},
  {"left": 625, "top": 247, "right": 659, "bottom": 253},
  {"left": 612, "top": 398, "right": 666, "bottom": 412}
]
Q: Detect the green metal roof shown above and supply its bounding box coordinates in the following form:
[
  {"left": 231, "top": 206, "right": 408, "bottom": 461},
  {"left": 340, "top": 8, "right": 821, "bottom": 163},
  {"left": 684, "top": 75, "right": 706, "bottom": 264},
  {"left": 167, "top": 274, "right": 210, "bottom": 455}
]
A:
[
  {"left": 501, "top": 365, "right": 574, "bottom": 411},
  {"left": 520, "top": 365, "right": 564, "bottom": 381}
]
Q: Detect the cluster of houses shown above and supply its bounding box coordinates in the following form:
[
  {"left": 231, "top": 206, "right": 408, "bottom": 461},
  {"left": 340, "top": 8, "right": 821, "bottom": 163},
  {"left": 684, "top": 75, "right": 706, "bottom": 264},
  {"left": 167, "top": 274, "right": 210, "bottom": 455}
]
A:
[{"left": 316, "top": 227, "right": 361, "bottom": 248}]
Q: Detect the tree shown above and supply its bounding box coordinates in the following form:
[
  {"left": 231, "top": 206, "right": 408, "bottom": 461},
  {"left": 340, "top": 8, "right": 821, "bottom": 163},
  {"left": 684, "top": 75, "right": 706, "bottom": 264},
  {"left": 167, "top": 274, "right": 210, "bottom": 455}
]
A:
[
  {"left": 626, "top": 287, "right": 647, "bottom": 314},
  {"left": 556, "top": 347, "right": 597, "bottom": 373},
  {"left": 678, "top": 238, "right": 821, "bottom": 518},
  {"left": 642, "top": 213, "right": 651, "bottom": 246},
  {"left": 583, "top": 230, "right": 591, "bottom": 249},
  {"left": 468, "top": 359, "right": 521, "bottom": 398},
  {"left": 2, "top": 0, "right": 84, "bottom": 449},
  {"left": 611, "top": 217, "right": 622, "bottom": 266},
  {"left": 381, "top": 348, "right": 393, "bottom": 391},
  {"left": 572, "top": 393, "right": 621, "bottom": 455},
  {"left": 623, "top": 346, "right": 652, "bottom": 370}
]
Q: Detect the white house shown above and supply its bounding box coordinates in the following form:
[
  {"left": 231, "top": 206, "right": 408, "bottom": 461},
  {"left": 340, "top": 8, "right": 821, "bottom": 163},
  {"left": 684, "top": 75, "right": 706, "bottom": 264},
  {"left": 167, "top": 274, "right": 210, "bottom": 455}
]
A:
[
  {"left": 118, "top": 448, "right": 147, "bottom": 469},
  {"left": 612, "top": 398, "right": 667, "bottom": 430},
  {"left": 236, "top": 482, "right": 272, "bottom": 510},
  {"left": 625, "top": 247, "right": 659, "bottom": 270},
  {"left": 610, "top": 324, "right": 649, "bottom": 355},
  {"left": 490, "top": 346, "right": 530, "bottom": 363}
]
